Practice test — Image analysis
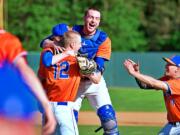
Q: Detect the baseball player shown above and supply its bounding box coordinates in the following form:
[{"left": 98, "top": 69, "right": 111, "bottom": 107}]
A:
[
  {"left": 38, "top": 30, "right": 98, "bottom": 135},
  {"left": 40, "top": 7, "right": 120, "bottom": 135},
  {"left": 124, "top": 55, "right": 180, "bottom": 135},
  {"left": 0, "top": 29, "right": 56, "bottom": 135}
]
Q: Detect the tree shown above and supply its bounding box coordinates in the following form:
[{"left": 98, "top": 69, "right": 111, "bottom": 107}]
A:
[
  {"left": 141, "top": 0, "right": 180, "bottom": 51},
  {"left": 101, "top": 0, "right": 147, "bottom": 51},
  {"left": 7, "top": 0, "right": 179, "bottom": 52}
]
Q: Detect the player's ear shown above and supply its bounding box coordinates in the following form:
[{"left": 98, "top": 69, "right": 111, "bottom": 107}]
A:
[
  {"left": 70, "top": 42, "right": 75, "bottom": 49},
  {"left": 174, "top": 67, "right": 180, "bottom": 74},
  {"left": 177, "top": 67, "right": 180, "bottom": 73}
]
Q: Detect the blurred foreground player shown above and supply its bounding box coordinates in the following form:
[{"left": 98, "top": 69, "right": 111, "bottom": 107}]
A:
[
  {"left": 0, "top": 29, "right": 56, "bottom": 135},
  {"left": 0, "top": 62, "right": 37, "bottom": 135}
]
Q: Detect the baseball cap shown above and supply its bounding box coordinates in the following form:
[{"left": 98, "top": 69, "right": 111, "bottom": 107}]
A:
[
  {"left": 163, "top": 55, "right": 180, "bottom": 67},
  {"left": 52, "top": 23, "right": 68, "bottom": 36}
]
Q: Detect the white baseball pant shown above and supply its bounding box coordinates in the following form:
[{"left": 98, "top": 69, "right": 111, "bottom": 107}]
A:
[
  {"left": 158, "top": 122, "right": 180, "bottom": 135},
  {"left": 74, "top": 76, "right": 112, "bottom": 111},
  {"left": 43, "top": 101, "right": 78, "bottom": 135}
]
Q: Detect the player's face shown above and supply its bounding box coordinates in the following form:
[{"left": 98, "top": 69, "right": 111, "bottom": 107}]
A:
[
  {"left": 164, "top": 63, "right": 178, "bottom": 77},
  {"left": 83, "top": 9, "right": 101, "bottom": 36}
]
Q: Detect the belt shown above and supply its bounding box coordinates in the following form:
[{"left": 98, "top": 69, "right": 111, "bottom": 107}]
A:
[
  {"left": 169, "top": 122, "right": 180, "bottom": 126},
  {"left": 57, "top": 102, "right": 68, "bottom": 106}
]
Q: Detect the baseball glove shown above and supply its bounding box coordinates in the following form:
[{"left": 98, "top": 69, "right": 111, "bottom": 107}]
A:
[{"left": 76, "top": 56, "right": 97, "bottom": 75}]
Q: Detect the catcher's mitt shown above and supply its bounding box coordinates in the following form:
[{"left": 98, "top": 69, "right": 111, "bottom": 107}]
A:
[{"left": 76, "top": 56, "right": 97, "bottom": 75}]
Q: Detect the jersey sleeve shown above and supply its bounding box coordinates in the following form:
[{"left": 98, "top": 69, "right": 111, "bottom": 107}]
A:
[
  {"left": 42, "top": 51, "right": 53, "bottom": 67},
  {"left": 0, "top": 32, "right": 27, "bottom": 64},
  {"left": 10, "top": 36, "right": 27, "bottom": 64},
  {"left": 38, "top": 48, "right": 53, "bottom": 80},
  {"left": 96, "top": 37, "right": 111, "bottom": 61},
  {"left": 166, "top": 79, "right": 180, "bottom": 95}
]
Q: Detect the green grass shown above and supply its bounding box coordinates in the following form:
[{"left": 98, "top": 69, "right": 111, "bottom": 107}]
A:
[
  {"left": 36, "top": 87, "right": 165, "bottom": 134},
  {"left": 35, "top": 125, "right": 162, "bottom": 135},
  {"left": 79, "top": 125, "right": 161, "bottom": 135},
  {"left": 79, "top": 88, "right": 165, "bottom": 135},
  {"left": 81, "top": 87, "right": 166, "bottom": 112}
]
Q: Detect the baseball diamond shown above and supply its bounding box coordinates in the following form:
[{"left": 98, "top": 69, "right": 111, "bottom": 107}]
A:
[{"left": 34, "top": 111, "right": 166, "bottom": 126}]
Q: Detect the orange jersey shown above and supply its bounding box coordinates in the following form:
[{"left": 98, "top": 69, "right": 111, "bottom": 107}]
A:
[
  {"left": 38, "top": 48, "right": 81, "bottom": 102},
  {"left": 96, "top": 37, "right": 111, "bottom": 60},
  {"left": 0, "top": 30, "right": 27, "bottom": 65},
  {"left": 160, "top": 76, "right": 180, "bottom": 122}
]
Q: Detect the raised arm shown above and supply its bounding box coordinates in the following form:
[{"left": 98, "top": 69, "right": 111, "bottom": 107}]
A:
[
  {"left": 41, "top": 38, "right": 55, "bottom": 48},
  {"left": 123, "top": 59, "right": 168, "bottom": 92}
]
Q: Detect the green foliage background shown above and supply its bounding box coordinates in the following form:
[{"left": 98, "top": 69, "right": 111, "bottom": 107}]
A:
[{"left": 7, "top": 0, "right": 180, "bottom": 52}]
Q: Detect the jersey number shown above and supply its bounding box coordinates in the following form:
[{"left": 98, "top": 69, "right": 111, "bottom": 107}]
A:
[{"left": 54, "top": 61, "right": 70, "bottom": 79}]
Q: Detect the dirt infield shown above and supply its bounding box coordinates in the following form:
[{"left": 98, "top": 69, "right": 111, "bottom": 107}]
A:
[
  {"left": 79, "top": 111, "right": 167, "bottom": 126},
  {"left": 35, "top": 111, "right": 167, "bottom": 126}
]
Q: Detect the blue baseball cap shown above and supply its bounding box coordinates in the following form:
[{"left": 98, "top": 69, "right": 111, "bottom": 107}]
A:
[
  {"left": 163, "top": 55, "right": 180, "bottom": 67},
  {"left": 52, "top": 23, "right": 68, "bottom": 36}
]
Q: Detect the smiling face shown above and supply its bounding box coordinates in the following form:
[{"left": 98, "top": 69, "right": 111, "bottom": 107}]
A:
[{"left": 83, "top": 9, "right": 101, "bottom": 36}]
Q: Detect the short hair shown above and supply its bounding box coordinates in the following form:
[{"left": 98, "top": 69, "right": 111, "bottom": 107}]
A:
[
  {"left": 84, "top": 7, "right": 101, "bottom": 17},
  {"left": 63, "top": 31, "right": 81, "bottom": 48}
]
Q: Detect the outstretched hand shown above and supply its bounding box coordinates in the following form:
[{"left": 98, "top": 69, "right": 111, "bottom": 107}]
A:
[
  {"left": 123, "top": 59, "right": 140, "bottom": 75},
  {"left": 43, "top": 39, "right": 65, "bottom": 54},
  {"left": 54, "top": 45, "right": 65, "bottom": 55},
  {"left": 127, "top": 59, "right": 140, "bottom": 72}
]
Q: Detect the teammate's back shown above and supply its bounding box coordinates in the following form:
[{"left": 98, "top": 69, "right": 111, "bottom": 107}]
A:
[
  {"left": 39, "top": 47, "right": 80, "bottom": 102},
  {"left": 38, "top": 31, "right": 82, "bottom": 135}
]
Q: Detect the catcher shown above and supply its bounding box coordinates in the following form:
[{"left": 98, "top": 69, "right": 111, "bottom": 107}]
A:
[
  {"left": 124, "top": 55, "right": 180, "bottom": 135},
  {"left": 38, "top": 30, "right": 98, "bottom": 135},
  {"left": 40, "top": 8, "right": 120, "bottom": 134}
]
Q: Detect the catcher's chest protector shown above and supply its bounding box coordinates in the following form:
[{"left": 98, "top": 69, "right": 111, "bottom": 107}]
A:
[{"left": 73, "top": 25, "right": 107, "bottom": 60}]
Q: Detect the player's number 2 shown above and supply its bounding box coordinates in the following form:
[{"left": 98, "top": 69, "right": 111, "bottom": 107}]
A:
[
  {"left": 53, "top": 61, "right": 70, "bottom": 79},
  {"left": 59, "top": 61, "right": 69, "bottom": 78}
]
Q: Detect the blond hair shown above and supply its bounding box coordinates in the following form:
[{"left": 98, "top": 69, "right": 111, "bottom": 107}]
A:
[{"left": 63, "top": 31, "right": 81, "bottom": 48}]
